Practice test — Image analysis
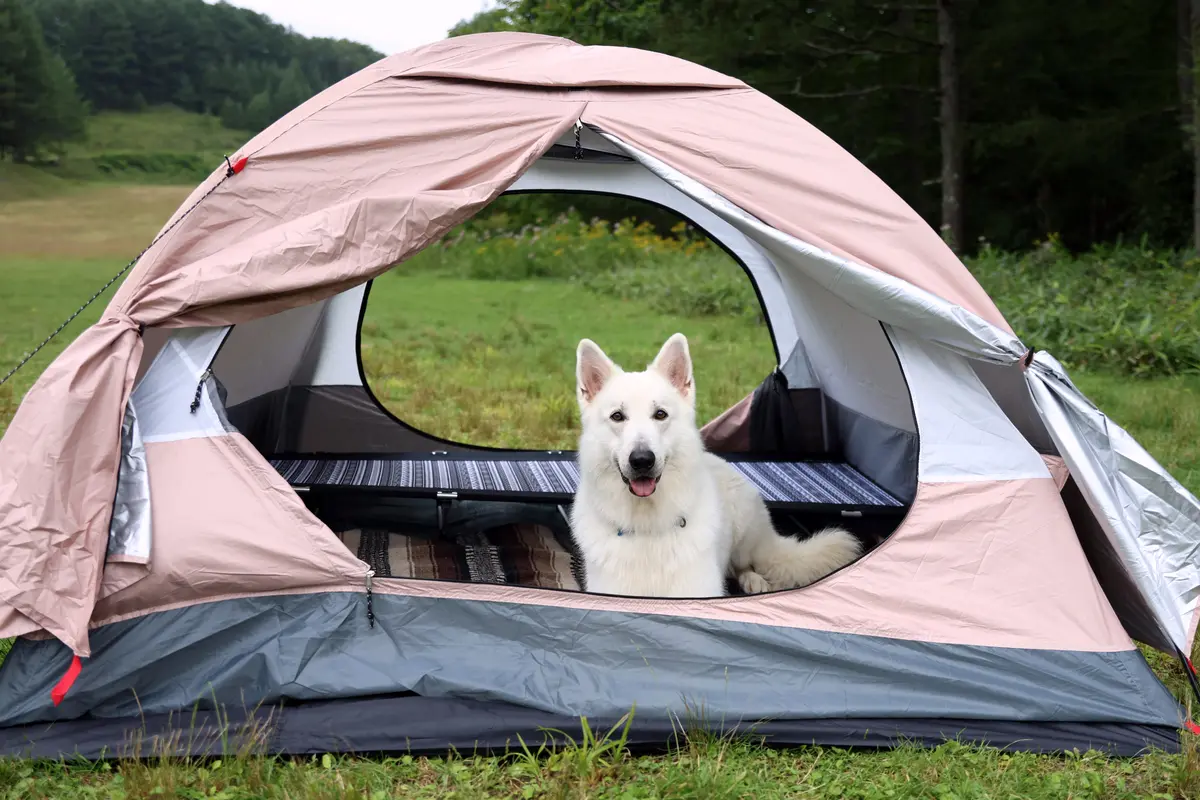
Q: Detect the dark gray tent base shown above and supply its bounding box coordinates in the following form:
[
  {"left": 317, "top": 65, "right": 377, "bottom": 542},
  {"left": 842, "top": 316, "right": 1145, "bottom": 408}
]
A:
[{"left": 0, "top": 695, "right": 1181, "bottom": 761}]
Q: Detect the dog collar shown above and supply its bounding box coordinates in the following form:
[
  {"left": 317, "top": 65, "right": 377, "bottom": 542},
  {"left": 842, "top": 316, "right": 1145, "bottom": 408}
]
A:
[{"left": 617, "top": 516, "right": 686, "bottom": 536}]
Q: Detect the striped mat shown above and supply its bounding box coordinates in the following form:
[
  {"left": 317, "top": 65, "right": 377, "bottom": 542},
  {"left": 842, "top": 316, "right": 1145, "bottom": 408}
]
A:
[{"left": 271, "top": 456, "right": 903, "bottom": 508}]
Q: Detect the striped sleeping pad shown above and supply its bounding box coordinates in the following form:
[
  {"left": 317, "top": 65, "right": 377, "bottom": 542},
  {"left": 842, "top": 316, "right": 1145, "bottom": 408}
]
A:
[{"left": 271, "top": 456, "right": 905, "bottom": 508}]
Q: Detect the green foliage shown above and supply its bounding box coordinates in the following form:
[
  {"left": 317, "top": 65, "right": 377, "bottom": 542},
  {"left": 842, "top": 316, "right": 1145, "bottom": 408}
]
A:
[
  {"left": 361, "top": 273, "right": 775, "bottom": 449},
  {"left": 66, "top": 107, "right": 249, "bottom": 157},
  {"left": 971, "top": 238, "right": 1200, "bottom": 377},
  {"left": 69, "top": 0, "right": 137, "bottom": 111},
  {"left": 82, "top": 151, "right": 211, "bottom": 181},
  {"left": 27, "top": 0, "right": 382, "bottom": 133},
  {"left": 456, "top": 0, "right": 1195, "bottom": 252},
  {"left": 502, "top": 0, "right": 662, "bottom": 48},
  {"left": 0, "top": 0, "right": 86, "bottom": 160},
  {"left": 2, "top": 712, "right": 1198, "bottom": 797},
  {"left": 11, "top": 107, "right": 256, "bottom": 183},
  {"left": 409, "top": 205, "right": 1200, "bottom": 379},
  {"left": 408, "top": 207, "right": 762, "bottom": 321},
  {"left": 448, "top": 6, "right": 516, "bottom": 37}
]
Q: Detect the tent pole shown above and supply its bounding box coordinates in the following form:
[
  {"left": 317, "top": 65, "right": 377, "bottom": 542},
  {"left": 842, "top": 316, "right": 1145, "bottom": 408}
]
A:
[{"left": 1176, "top": 646, "right": 1200, "bottom": 708}]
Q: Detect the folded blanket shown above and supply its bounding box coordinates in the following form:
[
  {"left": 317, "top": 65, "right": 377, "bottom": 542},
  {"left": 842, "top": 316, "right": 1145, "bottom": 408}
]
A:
[{"left": 338, "top": 523, "right": 584, "bottom": 591}]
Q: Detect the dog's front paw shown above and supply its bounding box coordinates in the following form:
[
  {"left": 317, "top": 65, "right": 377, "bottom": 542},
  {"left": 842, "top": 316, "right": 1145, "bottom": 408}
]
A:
[{"left": 737, "top": 569, "right": 772, "bottom": 595}]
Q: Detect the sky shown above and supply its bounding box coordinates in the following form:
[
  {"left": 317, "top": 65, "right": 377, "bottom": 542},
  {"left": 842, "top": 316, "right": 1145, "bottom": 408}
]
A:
[{"left": 220, "top": 1, "right": 498, "bottom": 56}]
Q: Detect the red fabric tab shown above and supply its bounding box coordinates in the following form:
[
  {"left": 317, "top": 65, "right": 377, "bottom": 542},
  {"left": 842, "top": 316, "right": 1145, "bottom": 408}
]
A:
[
  {"left": 1186, "top": 719, "right": 1200, "bottom": 736},
  {"left": 50, "top": 655, "right": 82, "bottom": 706},
  {"left": 231, "top": 156, "right": 248, "bottom": 174}
]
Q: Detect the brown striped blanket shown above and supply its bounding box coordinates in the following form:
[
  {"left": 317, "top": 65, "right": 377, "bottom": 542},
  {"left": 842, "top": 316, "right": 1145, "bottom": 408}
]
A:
[{"left": 336, "top": 524, "right": 584, "bottom": 590}]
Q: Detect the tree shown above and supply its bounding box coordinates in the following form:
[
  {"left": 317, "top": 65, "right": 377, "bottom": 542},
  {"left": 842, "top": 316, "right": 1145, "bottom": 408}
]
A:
[
  {"left": 503, "top": 0, "right": 661, "bottom": 48},
  {"left": 1179, "top": 0, "right": 1200, "bottom": 249},
  {"left": 28, "top": 0, "right": 382, "bottom": 122},
  {"left": 270, "top": 58, "right": 313, "bottom": 122},
  {"left": 70, "top": 0, "right": 136, "bottom": 110},
  {"left": 33, "top": 50, "right": 87, "bottom": 152},
  {"left": 241, "top": 89, "right": 272, "bottom": 132},
  {"left": 938, "top": 0, "right": 963, "bottom": 252},
  {"left": 0, "top": 0, "right": 85, "bottom": 159},
  {"left": 449, "top": 6, "right": 515, "bottom": 37}
]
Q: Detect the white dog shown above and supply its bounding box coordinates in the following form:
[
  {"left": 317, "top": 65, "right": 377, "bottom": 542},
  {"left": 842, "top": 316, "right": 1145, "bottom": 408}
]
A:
[{"left": 569, "top": 333, "right": 863, "bottom": 598}]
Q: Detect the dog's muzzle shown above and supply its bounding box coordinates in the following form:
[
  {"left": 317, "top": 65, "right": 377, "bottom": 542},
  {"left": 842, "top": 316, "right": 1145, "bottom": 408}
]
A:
[{"left": 624, "top": 448, "right": 659, "bottom": 497}]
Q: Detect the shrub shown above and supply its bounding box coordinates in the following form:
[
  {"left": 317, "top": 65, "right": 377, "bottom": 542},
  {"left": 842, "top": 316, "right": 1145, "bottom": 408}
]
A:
[
  {"left": 84, "top": 151, "right": 213, "bottom": 181},
  {"left": 402, "top": 210, "right": 764, "bottom": 321},
  {"left": 401, "top": 214, "right": 1200, "bottom": 378},
  {"left": 967, "top": 237, "right": 1200, "bottom": 377}
]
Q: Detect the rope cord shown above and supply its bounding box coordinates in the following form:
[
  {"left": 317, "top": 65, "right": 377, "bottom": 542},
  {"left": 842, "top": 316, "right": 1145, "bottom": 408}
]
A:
[{"left": 0, "top": 159, "right": 243, "bottom": 388}]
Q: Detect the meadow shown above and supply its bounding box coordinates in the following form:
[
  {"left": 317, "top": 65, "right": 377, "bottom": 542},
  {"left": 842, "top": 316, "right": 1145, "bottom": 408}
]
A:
[{"left": 1, "top": 110, "right": 1199, "bottom": 798}]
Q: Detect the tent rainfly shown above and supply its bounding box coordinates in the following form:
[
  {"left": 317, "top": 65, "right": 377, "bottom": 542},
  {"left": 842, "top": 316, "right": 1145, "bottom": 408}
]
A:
[{"left": 0, "top": 32, "right": 1198, "bottom": 759}]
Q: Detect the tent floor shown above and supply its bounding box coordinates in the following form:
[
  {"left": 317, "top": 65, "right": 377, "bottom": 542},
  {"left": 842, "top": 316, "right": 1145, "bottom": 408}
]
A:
[{"left": 0, "top": 694, "right": 1181, "bottom": 760}]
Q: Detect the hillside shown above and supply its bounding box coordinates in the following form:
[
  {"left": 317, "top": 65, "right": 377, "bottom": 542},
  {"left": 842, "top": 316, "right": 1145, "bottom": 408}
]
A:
[
  {"left": 7, "top": 107, "right": 253, "bottom": 189},
  {"left": 3, "top": 0, "right": 379, "bottom": 172}
]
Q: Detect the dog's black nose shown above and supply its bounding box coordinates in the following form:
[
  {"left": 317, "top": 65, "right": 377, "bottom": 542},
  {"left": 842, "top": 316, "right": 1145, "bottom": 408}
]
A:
[{"left": 628, "top": 449, "right": 656, "bottom": 473}]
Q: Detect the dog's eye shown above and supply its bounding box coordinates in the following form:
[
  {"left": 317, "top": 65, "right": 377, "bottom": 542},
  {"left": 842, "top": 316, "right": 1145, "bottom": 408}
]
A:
[
  {"left": 653, "top": 409, "right": 669, "bottom": 420},
  {"left": 609, "top": 410, "right": 625, "bottom": 423}
]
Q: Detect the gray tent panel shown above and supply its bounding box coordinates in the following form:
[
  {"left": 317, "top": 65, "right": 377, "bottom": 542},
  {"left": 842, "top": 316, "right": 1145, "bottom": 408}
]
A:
[{"left": 0, "top": 592, "right": 1183, "bottom": 732}]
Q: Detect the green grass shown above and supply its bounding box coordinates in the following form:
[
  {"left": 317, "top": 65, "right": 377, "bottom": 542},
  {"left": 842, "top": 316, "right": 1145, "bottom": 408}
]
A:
[
  {"left": 23, "top": 107, "right": 254, "bottom": 185},
  {"left": 3, "top": 183, "right": 1200, "bottom": 795},
  {"left": 0, "top": 258, "right": 123, "bottom": 436},
  {"left": 361, "top": 275, "right": 774, "bottom": 448},
  {"left": 1, "top": 734, "right": 1197, "bottom": 799},
  {"left": 0, "top": 162, "right": 76, "bottom": 203},
  {"left": 65, "top": 108, "right": 251, "bottom": 158}
]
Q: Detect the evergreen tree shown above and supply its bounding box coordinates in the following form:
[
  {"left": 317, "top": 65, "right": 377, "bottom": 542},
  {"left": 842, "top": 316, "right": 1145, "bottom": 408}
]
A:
[
  {"left": 218, "top": 96, "right": 245, "bottom": 130},
  {"left": 0, "top": 0, "right": 85, "bottom": 159},
  {"left": 270, "top": 58, "right": 313, "bottom": 122},
  {"left": 33, "top": 51, "right": 87, "bottom": 151},
  {"left": 456, "top": 0, "right": 1193, "bottom": 252},
  {"left": 28, "top": 0, "right": 380, "bottom": 117},
  {"left": 70, "top": 0, "right": 135, "bottom": 110},
  {"left": 242, "top": 88, "right": 272, "bottom": 132}
]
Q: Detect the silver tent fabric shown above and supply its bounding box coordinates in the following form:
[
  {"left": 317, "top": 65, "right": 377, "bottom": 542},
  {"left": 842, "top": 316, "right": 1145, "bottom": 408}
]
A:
[
  {"left": 1028, "top": 352, "right": 1200, "bottom": 653},
  {"left": 106, "top": 402, "right": 151, "bottom": 564}
]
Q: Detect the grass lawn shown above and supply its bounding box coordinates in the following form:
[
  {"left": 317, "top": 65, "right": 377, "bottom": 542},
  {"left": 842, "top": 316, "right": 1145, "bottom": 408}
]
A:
[
  {"left": 361, "top": 273, "right": 775, "bottom": 449},
  {"left": 1, "top": 183, "right": 1200, "bottom": 797}
]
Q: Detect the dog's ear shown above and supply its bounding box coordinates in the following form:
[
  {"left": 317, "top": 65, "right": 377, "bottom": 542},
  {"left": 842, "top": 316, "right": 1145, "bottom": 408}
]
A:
[
  {"left": 650, "top": 333, "right": 694, "bottom": 401},
  {"left": 577, "top": 339, "right": 617, "bottom": 407}
]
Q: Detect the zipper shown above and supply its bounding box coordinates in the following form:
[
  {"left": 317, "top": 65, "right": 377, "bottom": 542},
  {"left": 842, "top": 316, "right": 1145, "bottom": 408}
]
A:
[{"left": 189, "top": 368, "right": 212, "bottom": 414}]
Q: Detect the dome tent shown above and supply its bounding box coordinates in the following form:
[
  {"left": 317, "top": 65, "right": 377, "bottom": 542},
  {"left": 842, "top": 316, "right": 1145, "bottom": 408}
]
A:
[{"left": 0, "top": 32, "right": 1198, "bottom": 758}]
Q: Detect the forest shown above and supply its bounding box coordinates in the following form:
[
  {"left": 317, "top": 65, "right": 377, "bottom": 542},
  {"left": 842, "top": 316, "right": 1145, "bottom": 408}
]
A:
[
  {"left": 0, "top": 0, "right": 380, "bottom": 158},
  {"left": 2, "top": 0, "right": 1199, "bottom": 253},
  {"left": 452, "top": 0, "right": 1199, "bottom": 254}
]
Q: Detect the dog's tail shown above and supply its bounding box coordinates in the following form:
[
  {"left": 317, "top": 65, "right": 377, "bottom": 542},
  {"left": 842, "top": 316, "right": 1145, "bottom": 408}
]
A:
[{"left": 755, "top": 526, "right": 863, "bottom": 590}]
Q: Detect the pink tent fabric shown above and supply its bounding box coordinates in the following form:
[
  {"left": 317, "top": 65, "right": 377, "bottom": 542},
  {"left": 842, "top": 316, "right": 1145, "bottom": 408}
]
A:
[{"left": 0, "top": 32, "right": 1016, "bottom": 656}]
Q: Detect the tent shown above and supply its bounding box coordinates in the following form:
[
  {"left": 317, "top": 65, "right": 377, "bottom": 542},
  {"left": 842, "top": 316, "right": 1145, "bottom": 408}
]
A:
[{"left": 1, "top": 32, "right": 1198, "bottom": 759}]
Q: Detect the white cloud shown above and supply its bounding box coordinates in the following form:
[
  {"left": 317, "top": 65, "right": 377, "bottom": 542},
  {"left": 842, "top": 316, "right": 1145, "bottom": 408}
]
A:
[{"left": 217, "top": 0, "right": 498, "bottom": 55}]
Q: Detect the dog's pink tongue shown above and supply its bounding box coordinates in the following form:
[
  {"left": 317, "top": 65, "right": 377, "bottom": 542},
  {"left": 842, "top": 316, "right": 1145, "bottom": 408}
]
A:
[{"left": 629, "top": 477, "right": 657, "bottom": 497}]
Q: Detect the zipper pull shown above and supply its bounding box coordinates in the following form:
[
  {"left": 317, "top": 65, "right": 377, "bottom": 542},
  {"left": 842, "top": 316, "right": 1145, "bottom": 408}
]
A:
[{"left": 189, "top": 368, "right": 212, "bottom": 414}]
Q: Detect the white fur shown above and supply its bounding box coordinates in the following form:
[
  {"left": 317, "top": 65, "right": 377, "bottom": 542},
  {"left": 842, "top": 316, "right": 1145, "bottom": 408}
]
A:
[{"left": 569, "top": 333, "right": 863, "bottom": 598}]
